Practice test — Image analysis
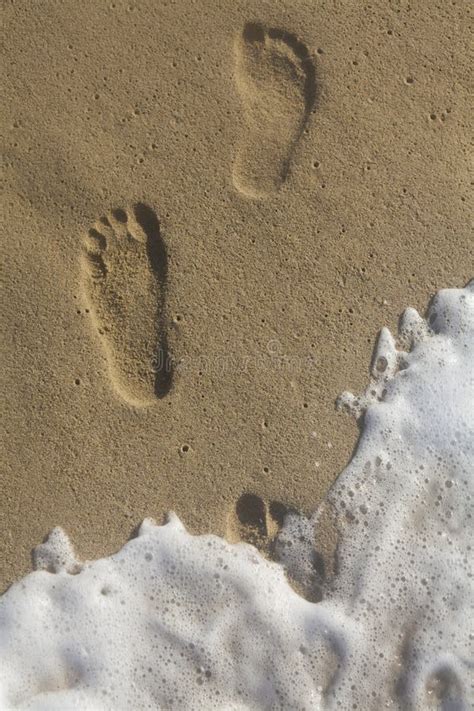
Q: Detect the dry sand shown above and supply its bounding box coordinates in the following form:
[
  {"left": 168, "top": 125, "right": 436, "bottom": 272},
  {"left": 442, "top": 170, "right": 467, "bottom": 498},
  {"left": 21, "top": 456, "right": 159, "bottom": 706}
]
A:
[{"left": 1, "top": 0, "right": 472, "bottom": 591}]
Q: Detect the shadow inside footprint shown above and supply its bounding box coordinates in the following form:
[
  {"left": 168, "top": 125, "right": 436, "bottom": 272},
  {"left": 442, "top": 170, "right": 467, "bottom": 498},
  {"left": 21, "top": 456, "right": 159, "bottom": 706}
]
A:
[
  {"left": 133, "top": 203, "right": 173, "bottom": 398},
  {"left": 236, "top": 493, "right": 267, "bottom": 536}
]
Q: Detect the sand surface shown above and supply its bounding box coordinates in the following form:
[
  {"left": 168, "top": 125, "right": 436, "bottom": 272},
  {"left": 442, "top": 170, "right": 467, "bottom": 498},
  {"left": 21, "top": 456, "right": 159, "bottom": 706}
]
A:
[{"left": 1, "top": 0, "right": 472, "bottom": 591}]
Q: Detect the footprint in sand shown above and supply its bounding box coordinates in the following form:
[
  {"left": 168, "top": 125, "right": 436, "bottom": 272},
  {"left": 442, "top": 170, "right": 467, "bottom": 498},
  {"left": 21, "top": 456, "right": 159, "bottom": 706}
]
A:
[
  {"left": 227, "top": 493, "right": 289, "bottom": 552},
  {"left": 226, "top": 493, "right": 326, "bottom": 602},
  {"left": 233, "top": 22, "right": 317, "bottom": 198},
  {"left": 81, "top": 203, "right": 172, "bottom": 407}
]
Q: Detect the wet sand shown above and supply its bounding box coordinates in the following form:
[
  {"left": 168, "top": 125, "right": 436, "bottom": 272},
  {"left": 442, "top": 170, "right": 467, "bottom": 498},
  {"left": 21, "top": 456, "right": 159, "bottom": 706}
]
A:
[{"left": 1, "top": 0, "right": 472, "bottom": 590}]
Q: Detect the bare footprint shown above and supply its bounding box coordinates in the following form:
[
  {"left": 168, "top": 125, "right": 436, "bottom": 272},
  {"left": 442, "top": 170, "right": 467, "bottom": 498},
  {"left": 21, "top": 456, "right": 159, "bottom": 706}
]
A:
[
  {"left": 233, "top": 23, "right": 317, "bottom": 198},
  {"left": 81, "top": 204, "right": 172, "bottom": 407}
]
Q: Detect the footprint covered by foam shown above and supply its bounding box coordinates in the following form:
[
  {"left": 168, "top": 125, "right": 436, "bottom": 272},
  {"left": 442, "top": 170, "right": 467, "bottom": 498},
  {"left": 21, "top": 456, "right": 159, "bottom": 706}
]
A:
[
  {"left": 232, "top": 23, "right": 317, "bottom": 198},
  {"left": 81, "top": 204, "right": 172, "bottom": 407}
]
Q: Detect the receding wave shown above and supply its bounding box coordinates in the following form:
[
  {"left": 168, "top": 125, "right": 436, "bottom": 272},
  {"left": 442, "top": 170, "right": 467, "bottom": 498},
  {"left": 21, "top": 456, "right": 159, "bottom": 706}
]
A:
[{"left": 1, "top": 281, "right": 472, "bottom": 710}]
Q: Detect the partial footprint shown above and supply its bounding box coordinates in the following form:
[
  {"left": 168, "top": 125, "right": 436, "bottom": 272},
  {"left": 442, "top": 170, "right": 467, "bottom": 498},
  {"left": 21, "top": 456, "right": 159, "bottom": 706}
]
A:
[
  {"left": 81, "top": 204, "right": 172, "bottom": 407},
  {"left": 226, "top": 493, "right": 290, "bottom": 552},
  {"left": 233, "top": 23, "right": 317, "bottom": 198},
  {"left": 227, "top": 493, "right": 324, "bottom": 601}
]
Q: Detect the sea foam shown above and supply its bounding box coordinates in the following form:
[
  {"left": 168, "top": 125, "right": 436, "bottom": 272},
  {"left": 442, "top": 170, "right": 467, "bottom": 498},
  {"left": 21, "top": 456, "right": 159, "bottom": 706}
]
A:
[{"left": 0, "top": 282, "right": 473, "bottom": 710}]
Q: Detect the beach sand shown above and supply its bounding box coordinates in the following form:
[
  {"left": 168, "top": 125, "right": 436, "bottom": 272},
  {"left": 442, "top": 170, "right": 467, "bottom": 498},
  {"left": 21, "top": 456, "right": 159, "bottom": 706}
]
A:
[{"left": 1, "top": 0, "right": 471, "bottom": 591}]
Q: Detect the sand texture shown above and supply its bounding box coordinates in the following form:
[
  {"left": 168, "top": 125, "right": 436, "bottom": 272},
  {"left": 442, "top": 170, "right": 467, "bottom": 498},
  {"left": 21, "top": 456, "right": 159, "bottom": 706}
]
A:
[{"left": 1, "top": 0, "right": 472, "bottom": 590}]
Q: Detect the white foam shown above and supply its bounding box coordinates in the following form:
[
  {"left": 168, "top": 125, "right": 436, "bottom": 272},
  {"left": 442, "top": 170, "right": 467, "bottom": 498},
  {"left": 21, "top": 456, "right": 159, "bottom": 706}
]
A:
[{"left": 1, "top": 282, "right": 473, "bottom": 710}]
